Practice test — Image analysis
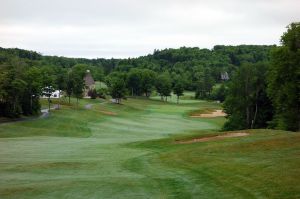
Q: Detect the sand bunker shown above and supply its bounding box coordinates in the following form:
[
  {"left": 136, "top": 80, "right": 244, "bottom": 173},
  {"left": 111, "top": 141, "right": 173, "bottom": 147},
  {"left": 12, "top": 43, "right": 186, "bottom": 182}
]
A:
[
  {"left": 176, "top": 132, "right": 249, "bottom": 144},
  {"left": 100, "top": 110, "right": 117, "bottom": 116},
  {"left": 190, "top": 109, "right": 226, "bottom": 118}
]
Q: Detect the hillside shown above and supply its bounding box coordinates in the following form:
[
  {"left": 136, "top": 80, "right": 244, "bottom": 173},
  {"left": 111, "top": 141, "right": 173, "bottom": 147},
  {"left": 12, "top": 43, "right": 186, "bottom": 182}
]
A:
[
  {"left": 0, "top": 45, "right": 275, "bottom": 80},
  {"left": 0, "top": 97, "right": 299, "bottom": 198}
]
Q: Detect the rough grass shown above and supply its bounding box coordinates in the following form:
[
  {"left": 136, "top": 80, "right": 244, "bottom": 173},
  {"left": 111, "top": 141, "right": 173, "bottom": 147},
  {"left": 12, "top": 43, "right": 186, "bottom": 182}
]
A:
[{"left": 0, "top": 97, "right": 299, "bottom": 199}]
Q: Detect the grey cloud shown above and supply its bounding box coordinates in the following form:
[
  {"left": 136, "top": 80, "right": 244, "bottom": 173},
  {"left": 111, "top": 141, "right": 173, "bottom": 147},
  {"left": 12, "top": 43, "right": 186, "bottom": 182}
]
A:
[{"left": 0, "top": 0, "right": 299, "bottom": 58}]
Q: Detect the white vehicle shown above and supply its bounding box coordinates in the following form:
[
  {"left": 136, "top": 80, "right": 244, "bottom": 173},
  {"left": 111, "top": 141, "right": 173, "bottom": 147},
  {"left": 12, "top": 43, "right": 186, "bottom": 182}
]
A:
[{"left": 41, "top": 90, "right": 63, "bottom": 99}]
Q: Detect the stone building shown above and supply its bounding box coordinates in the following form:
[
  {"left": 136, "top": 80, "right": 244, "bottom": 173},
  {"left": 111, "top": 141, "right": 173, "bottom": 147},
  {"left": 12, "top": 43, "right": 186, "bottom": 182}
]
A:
[{"left": 83, "top": 70, "right": 95, "bottom": 97}]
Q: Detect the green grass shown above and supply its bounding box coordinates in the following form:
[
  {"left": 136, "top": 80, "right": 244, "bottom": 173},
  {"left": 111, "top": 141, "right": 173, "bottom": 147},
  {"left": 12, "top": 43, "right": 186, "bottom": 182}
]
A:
[
  {"left": 0, "top": 96, "right": 299, "bottom": 198},
  {"left": 150, "top": 91, "right": 201, "bottom": 104},
  {"left": 95, "top": 81, "right": 107, "bottom": 89}
]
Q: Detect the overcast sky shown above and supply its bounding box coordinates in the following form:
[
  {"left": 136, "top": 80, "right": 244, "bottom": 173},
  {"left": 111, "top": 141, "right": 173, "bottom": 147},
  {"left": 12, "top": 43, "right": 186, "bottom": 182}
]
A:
[{"left": 0, "top": 0, "right": 299, "bottom": 58}]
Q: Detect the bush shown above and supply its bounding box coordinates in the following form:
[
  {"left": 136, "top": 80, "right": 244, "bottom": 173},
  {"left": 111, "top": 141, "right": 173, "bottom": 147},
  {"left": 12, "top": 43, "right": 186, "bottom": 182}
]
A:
[
  {"left": 97, "top": 88, "right": 108, "bottom": 99},
  {"left": 210, "top": 84, "right": 227, "bottom": 102}
]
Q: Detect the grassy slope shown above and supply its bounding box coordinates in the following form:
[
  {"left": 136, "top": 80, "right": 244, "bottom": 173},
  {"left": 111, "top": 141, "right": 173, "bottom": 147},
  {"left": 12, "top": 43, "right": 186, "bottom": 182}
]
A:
[{"left": 0, "top": 96, "right": 299, "bottom": 199}]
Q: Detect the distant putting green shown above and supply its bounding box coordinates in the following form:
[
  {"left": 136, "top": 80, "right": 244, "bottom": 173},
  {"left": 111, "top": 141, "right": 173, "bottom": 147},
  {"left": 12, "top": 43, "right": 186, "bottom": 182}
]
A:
[
  {"left": 0, "top": 97, "right": 299, "bottom": 198},
  {"left": 150, "top": 91, "right": 205, "bottom": 104}
]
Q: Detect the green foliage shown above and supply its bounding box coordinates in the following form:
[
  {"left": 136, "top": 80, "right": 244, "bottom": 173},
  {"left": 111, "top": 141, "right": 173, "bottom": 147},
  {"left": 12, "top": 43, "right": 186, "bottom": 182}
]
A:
[
  {"left": 66, "top": 64, "right": 87, "bottom": 104},
  {"left": 72, "top": 72, "right": 85, "bottom": 103},
  {"left": 223, "top": 62, "right": 273, "bottom": 130},
  {"left": 55, "top": 68, "right": 67, "bottom": 91},
  {"left": 3, "top": 44, "right": 273, "bottom": 92},
  {"left": 281, "top": 22, "right": 300, "bottom": 52},
  {"left": 126, "top": 68, "right": 156, "bottom": 97},
  {"left": 89, "top": 65, "right": 104, "bottom": 81},
  {"left": 155, "top": 72, "right": 172, "bottom": 101},
  {"left": 66, "top": 70, "right": 74, "bottom": 104},
  {"left": 97, "top": 87, "right": 108, "bottom": 99},
  {"left": 127, "top": 68, "right": 143, "bottom": 96},
  {"left": 210, "top": 83, "right": 227, "bottom": 102},
  {"left": 195, "top": 68, "right": 215, "bottom": 99},
  {"left": 267, "top": 23, "right": 300, "bottom": 131},
  {"left": 21, "top": 67, "right": 43, "bottom": 115},
  {"left": 140, "top": 69, "right": 156, "bottom": 97},
  {"left": 72, "top": 64, "right": 89, "bottom": 78},
  {"left": 0, "top": 62, "right": 41, "bottom": 117},
  {"left": 0, "top": 44, "right": 275, "bottom": 118},
  {"left": 173, "top": 81, "right": 184, "bottom": 103},
  {"left": 106, "top": 72, "right": 127, "bottom": 103}
]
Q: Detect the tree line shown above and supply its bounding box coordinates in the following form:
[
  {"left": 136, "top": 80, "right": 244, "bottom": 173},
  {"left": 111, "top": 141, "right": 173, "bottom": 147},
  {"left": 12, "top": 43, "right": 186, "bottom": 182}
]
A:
[
  {"left": 0, "top": 61, "right": 95, "bottom": 117},
  {"left": 104, "top": 69, "right": 183, "bottom": 104},
  {"left": 222, "top": 22, "right": 299, "bottom": 132}
]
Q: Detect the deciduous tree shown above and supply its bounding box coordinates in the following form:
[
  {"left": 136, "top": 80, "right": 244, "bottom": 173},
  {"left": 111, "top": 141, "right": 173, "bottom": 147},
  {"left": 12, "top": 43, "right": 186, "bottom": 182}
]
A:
[
  {"left": 223, "top": 62, "right": 273, "bottom": 130},
  {"left": 173, "top": 81, "right": 184, "bottom": 104},
  {"left": 267, "top": 23, "right": 300, "bottom": 131}
]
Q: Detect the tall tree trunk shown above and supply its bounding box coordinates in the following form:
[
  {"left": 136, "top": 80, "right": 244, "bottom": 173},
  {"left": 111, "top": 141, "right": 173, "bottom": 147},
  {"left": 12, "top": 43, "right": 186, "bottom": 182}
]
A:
[
  {"left": 246, "top": 107, "right": 250, "bottom": 128},
  {"left": 251, "top": 103, "right": 258, "bottom": 129},
  {"left": 13, "top": 99, "right": 16, "bottom": 116},
  {"left": 58, "top": 91, "right": 60, "bottom": 109},
  {"left": 30, "top": 95, "right": 33, "bottom": 112},
  {"left": 251, "top": 88, "right": 260, "bottom": 129},
  {"left": 177, "top": 96, "right": 179, "bottom": 104},
  {"left": 48, "top": 97, "right": 51, "bottom": 112}
]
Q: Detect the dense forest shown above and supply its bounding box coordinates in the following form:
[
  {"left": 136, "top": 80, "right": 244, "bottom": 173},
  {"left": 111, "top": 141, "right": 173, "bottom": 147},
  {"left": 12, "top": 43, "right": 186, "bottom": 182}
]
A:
[{"left": 0, "top": 23, "right": 299, "bottom": 131}]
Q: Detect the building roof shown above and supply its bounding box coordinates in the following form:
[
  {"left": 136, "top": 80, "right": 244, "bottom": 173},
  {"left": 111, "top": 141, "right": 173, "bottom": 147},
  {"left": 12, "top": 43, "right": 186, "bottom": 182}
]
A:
[
  {"left": 84, "top": 71, "right": 95, "bottom": 87},
  {"left": 221, "top": 72, "right": 229, "bottom": 81}
]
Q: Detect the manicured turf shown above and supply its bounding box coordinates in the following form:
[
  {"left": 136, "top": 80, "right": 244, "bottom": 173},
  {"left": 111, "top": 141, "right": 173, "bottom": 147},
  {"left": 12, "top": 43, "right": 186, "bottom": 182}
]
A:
[
  {"left": 150, "top": 91, "right": 201, "bottom": 104},
  {"left": 0, "top": 96, "right": 299, "bottom": 198}
]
